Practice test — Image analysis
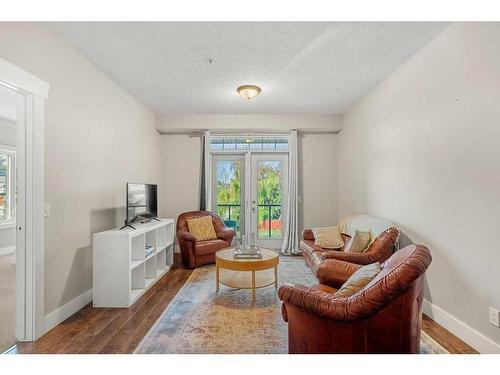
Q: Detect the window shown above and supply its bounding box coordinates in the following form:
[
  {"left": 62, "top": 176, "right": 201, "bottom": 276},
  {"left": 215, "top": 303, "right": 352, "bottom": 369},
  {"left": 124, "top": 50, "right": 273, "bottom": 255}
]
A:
[
  {"left": 0, "top": 147, "right": 16, "bottom": 223},
  {"left": 210, "top": 136, "right": 289, "bottom": 151}
]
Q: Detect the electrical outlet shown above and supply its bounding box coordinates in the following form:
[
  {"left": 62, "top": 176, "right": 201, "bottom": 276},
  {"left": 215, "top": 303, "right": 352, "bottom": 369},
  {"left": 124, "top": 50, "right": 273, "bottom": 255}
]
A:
[{"left": 489, "top": 307, "right": 500, "bottom": 327}]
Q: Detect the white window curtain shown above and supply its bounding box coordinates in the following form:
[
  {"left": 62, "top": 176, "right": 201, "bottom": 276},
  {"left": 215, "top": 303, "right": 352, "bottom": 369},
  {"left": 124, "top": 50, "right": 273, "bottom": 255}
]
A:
[
  {"left": 281, "top": 130, "right": 300, "bottom": 255},
  {"left": 199, "top": 130, "right": 211, "bottom": 211}
]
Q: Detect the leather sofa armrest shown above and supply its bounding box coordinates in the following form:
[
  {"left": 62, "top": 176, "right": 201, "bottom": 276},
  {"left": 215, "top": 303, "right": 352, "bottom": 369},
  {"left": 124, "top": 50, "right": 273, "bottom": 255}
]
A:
[
  {"left": 278, "top": 284, "right": 349, "bottom": 321},
  {"left": 177, "top": 230, "right": 197, "bottom": 244},
  {"left": 317, "top": 259, "right": 362, "bottom": 288},
  {"left": 216, "top": 227, "right": 236, "bottom": 244},
  {"left": 303, "top": 229, "right": 314, "bottom": 241},
  {"left": 320, "top": 250, "right": 378, "bottom": 265}
]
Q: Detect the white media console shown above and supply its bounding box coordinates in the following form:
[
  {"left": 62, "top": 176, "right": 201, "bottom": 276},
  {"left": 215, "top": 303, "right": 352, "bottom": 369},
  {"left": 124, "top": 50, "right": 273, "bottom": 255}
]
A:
[{"left": 93, "top": 219, "right": 175, "bottom": 307}]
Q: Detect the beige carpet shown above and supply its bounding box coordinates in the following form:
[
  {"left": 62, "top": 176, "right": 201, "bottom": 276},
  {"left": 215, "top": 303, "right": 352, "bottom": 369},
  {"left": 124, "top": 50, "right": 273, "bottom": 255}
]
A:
[
  {"left": 0, "top": 252, "right": 16, "bottom": 353},
  {"left": 136, "top": 256, "right": 448, "bottom": 354}
]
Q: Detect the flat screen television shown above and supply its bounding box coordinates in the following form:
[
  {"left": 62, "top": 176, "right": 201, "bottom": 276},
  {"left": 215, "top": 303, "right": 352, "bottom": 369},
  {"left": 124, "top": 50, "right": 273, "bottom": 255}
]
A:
[{"left": 124, "top": 183, "right": 158, "bottom": 228}]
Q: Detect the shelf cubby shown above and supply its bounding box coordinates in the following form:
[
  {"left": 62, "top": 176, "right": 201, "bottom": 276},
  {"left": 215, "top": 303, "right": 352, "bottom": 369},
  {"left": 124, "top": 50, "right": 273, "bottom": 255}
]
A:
[
  {"left": 131, "top": 263, "right": 145, "bottom": 291},
  {"left": 146, "top": 230, "right": 156, "bottom": 252},
  {"left": 145, "top": 254, "right": 157, "bottom": 279},
  {"left": 166, "top": 244, "right": 174, "bottom": 268},
  {"left": 131, "top": 234, "right": 146, "bottom": 261},
  {"left": 157, "top": 247, "right": 167, "bottom": 271}
]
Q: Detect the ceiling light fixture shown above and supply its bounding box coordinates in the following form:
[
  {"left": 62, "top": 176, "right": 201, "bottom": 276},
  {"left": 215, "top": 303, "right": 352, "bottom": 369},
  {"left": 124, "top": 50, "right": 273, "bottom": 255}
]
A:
[{"left": 237, "top": 85, "right": 261, "bottom": 100}]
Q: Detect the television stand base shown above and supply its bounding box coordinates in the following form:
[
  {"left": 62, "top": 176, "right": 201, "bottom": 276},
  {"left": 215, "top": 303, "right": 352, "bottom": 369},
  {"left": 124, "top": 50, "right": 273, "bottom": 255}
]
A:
[
  {"left": 151, "top": 217, "right": 161, "bottom": 222},
  {"left": 119, "top": 224, "right": 136, "bottom": 230}
]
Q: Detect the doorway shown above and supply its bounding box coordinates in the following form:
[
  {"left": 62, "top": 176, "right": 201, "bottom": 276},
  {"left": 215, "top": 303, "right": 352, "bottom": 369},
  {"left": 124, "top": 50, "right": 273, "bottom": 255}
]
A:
[
  {"left": 210, "top": 136, "right": 289, "bottom": 249},
  {"left": 0, "top": 84, "right": 17, "bottom": 352},
  {"left": 0, "top": 57, "right": 48, "bottom": 346}
]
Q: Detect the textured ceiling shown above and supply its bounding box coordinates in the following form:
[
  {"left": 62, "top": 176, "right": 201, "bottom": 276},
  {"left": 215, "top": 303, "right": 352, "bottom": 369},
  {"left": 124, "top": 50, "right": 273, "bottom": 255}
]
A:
[{"left": 47, "top": 22, "right": 448, "bottom": 115}]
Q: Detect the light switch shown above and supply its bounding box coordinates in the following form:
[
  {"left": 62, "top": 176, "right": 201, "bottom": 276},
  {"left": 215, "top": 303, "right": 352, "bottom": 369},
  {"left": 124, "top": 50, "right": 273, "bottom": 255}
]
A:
[{"left": 44, "top": 202, "right": 51, "bottom": 217}]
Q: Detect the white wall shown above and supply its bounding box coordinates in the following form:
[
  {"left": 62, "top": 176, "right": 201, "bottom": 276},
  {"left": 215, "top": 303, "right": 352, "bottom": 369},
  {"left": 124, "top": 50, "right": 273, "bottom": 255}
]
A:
[
  {"left": 299, "top": 133, "right": 337, "bottom": 231},
  {"left": 161, "top": 115, "right": 340, "bottom": 241},
  {"left": 157, "top": 114, "right": 341, "bottom": 133},
  {"left": 161, "top": 134, "right": 201, "bottom": 224},
  {"left": 0, "top": 121, "right": 16, "bottom": 147},
  {"left": 337, "top": 23, "right": 500, "bottom": 352},
  {"left": 0, "top": 23, "right": 162, "bottom": 315}
]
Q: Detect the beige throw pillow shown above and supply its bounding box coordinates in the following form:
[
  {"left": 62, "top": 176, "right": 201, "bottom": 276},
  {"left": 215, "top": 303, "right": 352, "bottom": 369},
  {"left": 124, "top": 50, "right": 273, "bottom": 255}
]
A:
[
  {"left": 345, "top": 230, "right": 371, "bottom": 253},
  {"left": 187, "top": 216, "right": 217, "bottom": 241},
  {"left": 334, "top": 262, "right": 381, "bottom": 298},
  {"left": 312, "top": 225, "right": 344, "bottom": 249}
]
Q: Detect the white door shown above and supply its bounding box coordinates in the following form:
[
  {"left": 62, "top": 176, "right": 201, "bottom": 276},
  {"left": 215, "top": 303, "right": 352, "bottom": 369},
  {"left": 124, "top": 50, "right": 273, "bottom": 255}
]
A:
[
  {"left": 211, "top": 154, "right": 245, "bottom": 239},
  {"left": 250, "top": 154, "right": 288, "bottom": 249}
]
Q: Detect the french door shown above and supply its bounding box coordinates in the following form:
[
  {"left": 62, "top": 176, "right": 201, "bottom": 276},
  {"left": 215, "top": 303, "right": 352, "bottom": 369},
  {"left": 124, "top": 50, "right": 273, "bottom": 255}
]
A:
[{"left": 212, "top": 152, "right": 288, "bottom": 249}]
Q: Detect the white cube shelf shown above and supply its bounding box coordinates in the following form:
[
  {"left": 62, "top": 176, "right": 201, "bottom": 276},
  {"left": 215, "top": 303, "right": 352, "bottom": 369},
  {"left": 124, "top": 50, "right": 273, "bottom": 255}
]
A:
[{"left": 93, "top": 218, "right": 175, "bottom": 307}]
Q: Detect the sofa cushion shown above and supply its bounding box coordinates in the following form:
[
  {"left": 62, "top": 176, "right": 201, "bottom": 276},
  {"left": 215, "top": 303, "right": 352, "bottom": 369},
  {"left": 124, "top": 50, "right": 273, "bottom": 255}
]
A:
[
  {"left": 345, "top": 230, "right": 371, "bottom": 253},
  {"left": 312, "top": 225, "right": 344, "bottom": 249},
  {"left": 187, "top": 215, "right": 217, "bottom": 241},
  {"left": 334, "top": 262, "right": 381, "bottom": 298}
]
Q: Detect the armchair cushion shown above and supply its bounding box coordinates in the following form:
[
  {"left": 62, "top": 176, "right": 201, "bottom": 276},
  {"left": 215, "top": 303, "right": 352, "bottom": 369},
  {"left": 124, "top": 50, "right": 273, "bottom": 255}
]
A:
[{"left": 187, "top": 215, "right": 217, "bottom": 241}]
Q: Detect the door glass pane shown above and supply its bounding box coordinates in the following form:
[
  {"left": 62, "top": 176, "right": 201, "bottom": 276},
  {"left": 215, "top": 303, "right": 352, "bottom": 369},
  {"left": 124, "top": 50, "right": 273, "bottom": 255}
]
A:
[
  {"left": 257, "top": 160, "right": 282, "bottom": 239},
  {"left": 216, "top": 160, "right": 242, "bottom": 238}
]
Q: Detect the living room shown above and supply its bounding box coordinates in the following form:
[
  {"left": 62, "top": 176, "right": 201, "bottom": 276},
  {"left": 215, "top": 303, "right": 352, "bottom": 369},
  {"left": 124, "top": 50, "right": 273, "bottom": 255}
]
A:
[{"left": 1, "top": 1, "right": 499, "bottom": 373}]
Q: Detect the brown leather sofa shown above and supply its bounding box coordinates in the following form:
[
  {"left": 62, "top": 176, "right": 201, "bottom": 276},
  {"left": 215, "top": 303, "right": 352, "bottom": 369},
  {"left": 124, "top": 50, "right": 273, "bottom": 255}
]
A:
[
  {"left": 176, "top": 211, "right": 236, "bottom": 269},
  {"left": 278, "top": 244, "right": 432, "bottom": 354},
  {"left": 301, "top": 227, "right": 399, "bottom": 284}
]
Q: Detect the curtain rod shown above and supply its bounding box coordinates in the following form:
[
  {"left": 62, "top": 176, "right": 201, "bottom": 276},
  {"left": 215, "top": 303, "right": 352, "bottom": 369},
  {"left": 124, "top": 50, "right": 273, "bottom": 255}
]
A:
[{"left": 157, "top": 128, "right": 342, "bottom": 136}]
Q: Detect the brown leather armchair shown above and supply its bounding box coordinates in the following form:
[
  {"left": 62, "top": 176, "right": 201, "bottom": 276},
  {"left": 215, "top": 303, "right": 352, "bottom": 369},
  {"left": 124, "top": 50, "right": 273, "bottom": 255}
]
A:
[
  {"left": 279, "top": 245, "right": 432, "bottom": 354},
  {"left": 177, "top": 211, "right": 236, "bottom": 269},
  {"left": 301, "top": 227, "right": 399, "bottom": 284}
]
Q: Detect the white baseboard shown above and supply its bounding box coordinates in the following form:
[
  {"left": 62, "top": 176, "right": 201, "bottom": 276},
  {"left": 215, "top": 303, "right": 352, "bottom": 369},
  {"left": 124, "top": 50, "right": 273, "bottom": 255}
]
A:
[
  {"left": 0, "top": 245, "right": 15, "bottom": 256},
  {"left": 423, "top": 299, "right": 500, "bottom": 354},
  {"left": 43, "top": 289, "right": 93, "bottom": 335}
]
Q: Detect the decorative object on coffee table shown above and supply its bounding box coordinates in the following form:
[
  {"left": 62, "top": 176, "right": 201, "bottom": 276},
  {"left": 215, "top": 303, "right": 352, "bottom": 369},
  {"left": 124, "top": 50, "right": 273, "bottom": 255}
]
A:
[{"left": 215, "top": 247, "right": 279, "bottom": 302}]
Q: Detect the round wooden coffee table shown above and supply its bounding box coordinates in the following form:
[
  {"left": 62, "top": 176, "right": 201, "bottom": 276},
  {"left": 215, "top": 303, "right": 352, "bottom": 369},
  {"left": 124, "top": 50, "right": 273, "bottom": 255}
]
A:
[{"left": 215, "top": 248, "right": 280, "bottom": 302}]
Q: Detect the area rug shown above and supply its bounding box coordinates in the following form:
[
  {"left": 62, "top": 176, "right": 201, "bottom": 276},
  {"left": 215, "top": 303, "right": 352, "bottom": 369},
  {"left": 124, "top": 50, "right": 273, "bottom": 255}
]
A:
[{"left": 136, "top": 256, "right": 448, "bottom": 354}]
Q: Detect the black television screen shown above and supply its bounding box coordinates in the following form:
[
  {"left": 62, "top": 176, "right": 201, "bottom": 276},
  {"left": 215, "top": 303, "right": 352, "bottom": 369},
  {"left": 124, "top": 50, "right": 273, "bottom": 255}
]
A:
[{"left": 126, "top": 183, "right": 157, "bottom": 224}]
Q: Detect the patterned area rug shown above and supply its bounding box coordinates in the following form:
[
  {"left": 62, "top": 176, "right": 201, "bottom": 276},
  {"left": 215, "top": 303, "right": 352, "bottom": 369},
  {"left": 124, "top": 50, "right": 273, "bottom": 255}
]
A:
[{"left": 136, "top": 256, "right": 448, "bottom": 354}]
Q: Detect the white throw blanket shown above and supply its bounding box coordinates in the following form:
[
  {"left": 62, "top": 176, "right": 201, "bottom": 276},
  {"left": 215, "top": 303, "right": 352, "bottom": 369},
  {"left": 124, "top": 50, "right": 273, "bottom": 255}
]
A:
[{"left": 339, "top": 214, "right": 399, "bottom": 250}]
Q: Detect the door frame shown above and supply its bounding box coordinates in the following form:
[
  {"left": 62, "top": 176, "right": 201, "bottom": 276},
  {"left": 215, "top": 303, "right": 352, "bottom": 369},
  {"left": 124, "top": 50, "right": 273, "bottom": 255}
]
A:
[
  {"left": 210, "top": 134, "right": 290, "bottom": 249},
  {"left": 0, "top": 57, "right": 49, "bottom": 341}
]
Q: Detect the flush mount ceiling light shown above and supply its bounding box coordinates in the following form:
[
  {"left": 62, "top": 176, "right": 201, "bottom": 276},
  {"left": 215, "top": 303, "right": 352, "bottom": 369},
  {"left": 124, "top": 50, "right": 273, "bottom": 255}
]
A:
[{"left": 237, "top": 85, "right": 261, "bottom": 100}]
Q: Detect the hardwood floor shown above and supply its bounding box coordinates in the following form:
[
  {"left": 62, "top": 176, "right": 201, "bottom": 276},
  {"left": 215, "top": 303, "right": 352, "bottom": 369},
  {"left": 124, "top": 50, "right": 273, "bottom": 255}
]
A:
[
  {"left": 6, "top": 254, "right": 477, "bottom": 354},
  {"left": 8, "top": 255, "right": 193, "bottom": 354},
  {"left": 422, "top": 314, "right": 478, "bottom": 354}
]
